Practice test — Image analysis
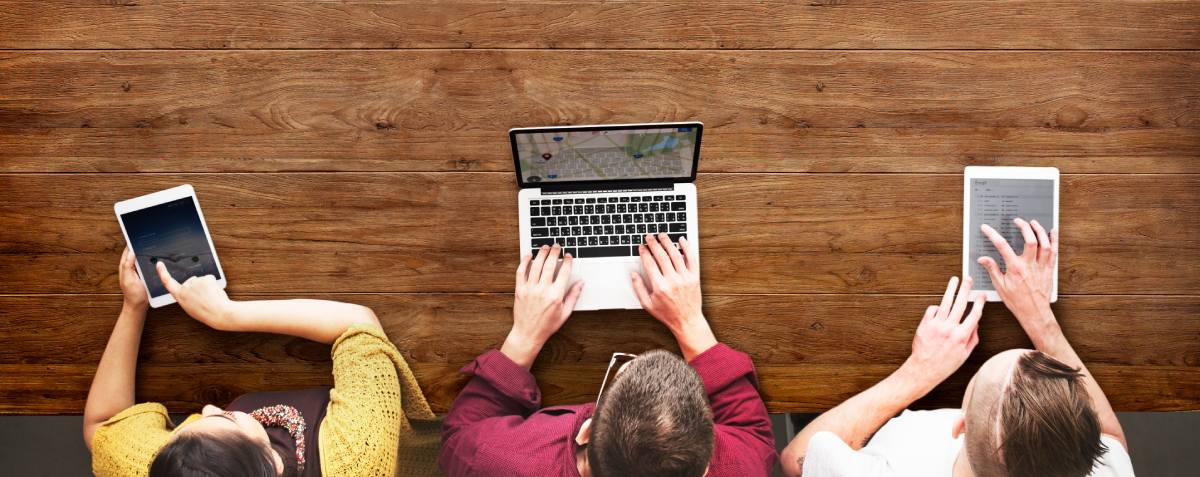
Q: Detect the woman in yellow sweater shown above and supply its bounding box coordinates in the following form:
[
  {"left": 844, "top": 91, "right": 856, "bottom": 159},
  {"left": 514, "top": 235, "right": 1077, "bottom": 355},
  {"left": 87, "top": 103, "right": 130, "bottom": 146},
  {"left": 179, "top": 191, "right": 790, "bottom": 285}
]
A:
[{"left": 82, "top": 248, "right": 435, "bottom": 477}]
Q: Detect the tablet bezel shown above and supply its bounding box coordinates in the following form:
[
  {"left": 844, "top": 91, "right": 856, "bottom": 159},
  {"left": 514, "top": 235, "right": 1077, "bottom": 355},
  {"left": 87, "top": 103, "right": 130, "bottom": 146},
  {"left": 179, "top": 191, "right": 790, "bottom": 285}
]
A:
[
  {"left": 114, "top": 184, "right": 227, "bottom": 308},
  {"left": 962, "top": 166, "right": 1059, "bottom": 303}
]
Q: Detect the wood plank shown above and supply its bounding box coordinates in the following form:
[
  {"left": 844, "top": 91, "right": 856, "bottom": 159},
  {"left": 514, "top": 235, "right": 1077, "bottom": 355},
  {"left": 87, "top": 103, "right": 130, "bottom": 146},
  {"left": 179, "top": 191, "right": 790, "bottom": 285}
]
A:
[
  {"left": 3, "top": 127, "right": 1198, "bottom": 174},
  {"left": 3, "top": 294, "right": 1196, "bottom": 369},
  {"left": 3, "top": 361, "right": 1195, "bottom": 415},
  {"left": 1, "top": 1, "right": 1197, "bottom": 50},
  {"left": 0, "top": 52, "right": 1195, "bottom": 130},
  {"left": 2, "top": 173, "right": 1196, "bottom": 294}
]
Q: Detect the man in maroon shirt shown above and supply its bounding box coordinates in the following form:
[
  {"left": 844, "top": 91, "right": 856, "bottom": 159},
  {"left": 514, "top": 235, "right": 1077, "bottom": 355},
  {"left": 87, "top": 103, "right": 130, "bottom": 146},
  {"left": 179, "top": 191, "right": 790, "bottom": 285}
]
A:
[{"left": 440, "top": 233, "right": 778, "bottom": 477}]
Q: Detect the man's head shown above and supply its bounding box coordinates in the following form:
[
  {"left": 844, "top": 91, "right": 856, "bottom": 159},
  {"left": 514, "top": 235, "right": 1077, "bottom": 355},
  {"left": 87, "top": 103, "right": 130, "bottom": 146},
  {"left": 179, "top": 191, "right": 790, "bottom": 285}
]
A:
[
  {"left": 956, "top": 349, "right": 1107, "bottom": 477},
  {"left": 583, "top": 349, "right": 714, "bottom": 477}
]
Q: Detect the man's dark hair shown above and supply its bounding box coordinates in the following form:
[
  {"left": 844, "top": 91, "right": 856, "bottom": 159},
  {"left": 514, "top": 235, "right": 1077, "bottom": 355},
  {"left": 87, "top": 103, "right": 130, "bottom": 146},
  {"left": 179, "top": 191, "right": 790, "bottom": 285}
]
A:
[
  {"left": 966, "top": 351, "right": 1108, "bottom": 477},
  {"left": 149, "top": 430, "right": 287, "bottom": 477},
  {"left": 587, "top": 349, "right": 714, "bottom": 477}
]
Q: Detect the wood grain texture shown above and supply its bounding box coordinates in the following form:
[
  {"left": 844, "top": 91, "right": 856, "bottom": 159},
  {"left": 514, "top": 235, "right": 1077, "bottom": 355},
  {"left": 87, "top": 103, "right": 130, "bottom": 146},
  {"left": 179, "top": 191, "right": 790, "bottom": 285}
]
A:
[
  {"left": 4, "top": 127, "right": 1198, "bottom": 174},
  {"left": 1, "top": 1, "right": 1197, "bottom": 50},
  {"left": 2, "top": 287, "right": 1198, "bottom": 413},
  {"left": 2, "top": 173, "right": 1197, "bottom": 295}
]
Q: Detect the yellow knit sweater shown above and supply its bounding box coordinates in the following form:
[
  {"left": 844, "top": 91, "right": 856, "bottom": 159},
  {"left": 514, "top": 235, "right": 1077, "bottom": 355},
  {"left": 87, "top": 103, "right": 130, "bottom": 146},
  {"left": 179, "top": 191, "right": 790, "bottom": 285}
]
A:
[{"left": 91, "top": 325, "right": 437, "bottom": 477}]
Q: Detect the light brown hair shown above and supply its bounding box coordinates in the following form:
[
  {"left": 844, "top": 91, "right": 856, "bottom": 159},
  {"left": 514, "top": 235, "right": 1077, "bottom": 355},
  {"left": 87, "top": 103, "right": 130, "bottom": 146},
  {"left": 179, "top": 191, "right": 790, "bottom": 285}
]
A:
[{"left": 966, "top": 351, "right": 1108, "bottom": 477}]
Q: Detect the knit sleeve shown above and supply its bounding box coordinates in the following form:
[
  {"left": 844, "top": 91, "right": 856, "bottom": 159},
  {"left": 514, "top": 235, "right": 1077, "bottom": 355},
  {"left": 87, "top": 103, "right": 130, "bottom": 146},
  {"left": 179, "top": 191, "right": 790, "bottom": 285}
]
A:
[
  {"left": 319, "top": 324, "right": 435, "bottom": 477},
  {"left": 91, "top": 403, "right": 175, "bottom": 477}
]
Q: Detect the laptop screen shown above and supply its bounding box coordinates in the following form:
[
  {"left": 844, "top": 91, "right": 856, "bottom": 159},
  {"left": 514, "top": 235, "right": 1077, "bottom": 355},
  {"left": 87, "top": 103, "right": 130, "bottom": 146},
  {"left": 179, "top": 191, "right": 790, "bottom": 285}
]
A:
[{"left": 511, "top": 123, "right": 702, "bottom": 186}]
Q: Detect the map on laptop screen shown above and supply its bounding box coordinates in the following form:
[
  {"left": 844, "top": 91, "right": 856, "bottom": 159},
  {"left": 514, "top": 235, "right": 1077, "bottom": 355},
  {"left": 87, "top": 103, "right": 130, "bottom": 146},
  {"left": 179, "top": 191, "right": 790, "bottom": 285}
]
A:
[{"left": 514, "top": 126, "right": 698, "bottom": 183}]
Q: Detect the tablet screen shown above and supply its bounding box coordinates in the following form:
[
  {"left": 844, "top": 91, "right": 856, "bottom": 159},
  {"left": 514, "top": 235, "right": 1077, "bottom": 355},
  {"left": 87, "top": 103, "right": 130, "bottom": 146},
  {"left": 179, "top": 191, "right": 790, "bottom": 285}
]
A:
[
  {"left": 967, "top": 178, "right": 1055, "bottom": 289},
  {"left": 120, "top": 197, "right": 220, "bottom": 297}
]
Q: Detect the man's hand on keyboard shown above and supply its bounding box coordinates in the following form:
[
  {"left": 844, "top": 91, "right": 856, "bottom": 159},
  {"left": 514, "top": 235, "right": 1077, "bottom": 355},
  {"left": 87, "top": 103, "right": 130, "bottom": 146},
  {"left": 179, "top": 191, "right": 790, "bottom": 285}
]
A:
[
  {"left": 503, "top": 244, "right": 585, "bottom": 370},
  {"left": 632, "top": 233, "right": 716, "bottom": 361}
]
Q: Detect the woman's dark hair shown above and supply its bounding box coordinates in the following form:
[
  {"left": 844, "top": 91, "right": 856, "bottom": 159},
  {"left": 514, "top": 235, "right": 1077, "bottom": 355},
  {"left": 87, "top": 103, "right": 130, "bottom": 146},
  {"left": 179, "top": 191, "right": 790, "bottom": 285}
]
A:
[{"left": 149, "top": 430, "right": 284, "bottom": 477}]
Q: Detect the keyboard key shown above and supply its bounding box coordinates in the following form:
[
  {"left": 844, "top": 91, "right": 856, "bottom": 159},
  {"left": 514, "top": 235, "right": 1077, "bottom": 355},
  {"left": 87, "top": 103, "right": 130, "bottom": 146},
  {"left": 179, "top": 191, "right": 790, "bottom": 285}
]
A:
[
  {"left": 599, "top": 236, "right": 609, "bottom": 245},
  {"left": 619, "top": 197, "right": 630, "bottom": 202},
  {"left": 531, "top": 217, "right": 546, "bottom": 226},
  {"left": 531, "top": 228, "right": 549, "bottom": 237},
  {"left": 586, "top": 198, "right": 596, "bottom": 204},
  {"left": 639, "top": 203, "right": 648, "bottom": 212},
  {"left": 666, "top": 212, "right": 676, "bottom": 221},
  {"left": 552, "top": 206, "right": 562, "bottom": 215},
  {"left": 655, "top": 213, "right": 665, "bottom": 222},
  {"left": 591, "top": 215, "right": 600, "bottom": 223},
  {"left": 564, "top": 247, "right": 577, "bottom": 257},
  {"left": 658, "top": 223, "right": 667, "bottom": 232},
  {"left": 553, "top": 199, "right": 563, "bottom": 205},
  {"left": 623, "top": 214, "right": 633, "bottom": 222},
  {"left": 531, "top": 238, "right": 556, "bottom": 248},
  {"left": 604, "top": 225, "right": 614, "bottom": 234},
  {"left": 572, "top": 226, "right": 582, "bottom": 236},
  {"left": 530, "top": 207, "right": 540, "bottom": 217},
  {"left": 653, "top": 195, "right": 663, "bottom": 201},
  {"left": 637, "top": 224, "right": 647, "bottom": 234},
  {"left": 633, "top": 214, "right": 643, "bottom": 223},
  {"left": 597, "top": 197, "right": 607, "bottom": 203},
  {"left": 678, "top": 212, "right": 686, "bottom": 221},
  {"left": 669, "top": 233, "right": 686, "bottom": 243},
  {"left": 621, "top": 235, "right": 631, "bottom": 244},
  {"left": 585, "top": 205, "right": 594, "bottom": 214},
  {"left": 574, "top": 206, "right": 584, "bottom": 214},
  {"left": 630, "top": 196, "right": 641, "bottom": 202},
  {"left": 588, "top": 236, "right": 599, "bottom": 246},
  {"left": 625, "top": 224, "right": 636, "bottom": 233},
  {"left": 563, "top": 207, "right": 572, "bottom": 216},
  {"left": 569, "top": 216, "right": 579, "bottom": 225},
  {"left": 649, "top": 203, "right": 659, "bottom": 212},
  {"left": 606, "top": 204, "right": 616, "bottom": 213},
  {"left": 549, "top": 227, "right": 560, "bottom": 235},
  {"left": 612, "top": 215, "right": 622, "bottom": 224},
  {"left": 580, "top": 216, "right": 590, "bottom": 225},
  {"left": 617, "top": 204, "right": 627, "bottom": 213},
  {"left": 582, "top": 226, "right": 592, "bottom": 235},
  {"left": 647, "top": 224, "right": 657, "bottom": 233},
  {"left": 669, "top": 223, "right": 687, "bottom": 232},
  {"left": 671, "top": 202, "right": 686, "bottom": 211},
  {"left": 541, "top": 206, "right": 551, "bottom": 215},
  {"left": 601, "top": 215, "right": 611, "bottom": 224},
  {"left": 642, "top": 196, "right": 652, "bottom": 201},
  {"left": 577, "top": 245, "right": 634, "bottom": 258},
  {"left": 567, "top": 237, "right": 577, "bottom": 246}
]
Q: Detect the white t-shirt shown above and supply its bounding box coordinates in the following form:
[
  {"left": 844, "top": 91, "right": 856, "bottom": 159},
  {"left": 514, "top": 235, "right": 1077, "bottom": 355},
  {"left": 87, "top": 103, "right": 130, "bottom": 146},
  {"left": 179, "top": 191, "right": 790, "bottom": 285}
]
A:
[{"left": 802, "top": 409, "right": 1134, "bottom": 477}]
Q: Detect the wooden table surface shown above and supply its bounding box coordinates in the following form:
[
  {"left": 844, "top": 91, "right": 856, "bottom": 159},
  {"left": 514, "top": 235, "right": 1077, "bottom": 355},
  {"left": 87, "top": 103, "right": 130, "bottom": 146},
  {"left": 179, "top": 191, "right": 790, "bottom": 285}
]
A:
[{"left": 1, "top": 1, "right": 1198, "bottom": 415}]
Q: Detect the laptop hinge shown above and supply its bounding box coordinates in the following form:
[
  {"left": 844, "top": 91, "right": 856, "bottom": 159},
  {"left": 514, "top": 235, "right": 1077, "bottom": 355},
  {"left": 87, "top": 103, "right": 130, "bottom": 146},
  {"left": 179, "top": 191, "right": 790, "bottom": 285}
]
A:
[{"left": 539, "top": 180, "right": 675, "bottom": 195}]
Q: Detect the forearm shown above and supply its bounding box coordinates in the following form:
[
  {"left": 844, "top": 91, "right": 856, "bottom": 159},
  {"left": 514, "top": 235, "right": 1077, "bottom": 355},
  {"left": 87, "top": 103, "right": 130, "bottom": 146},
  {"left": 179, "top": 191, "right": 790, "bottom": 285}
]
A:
[
  {"left": 225, "top": 299, "right": 379, "bottom": 344},
  {"left": 83, "top": 305, "right": 146, "bottom": 449},
  {"left": 781, "top": 364, "right": 930, "bottom": 477},
  {"left": 1021, "top": 307, "right": 1126, "bottom": 448}
]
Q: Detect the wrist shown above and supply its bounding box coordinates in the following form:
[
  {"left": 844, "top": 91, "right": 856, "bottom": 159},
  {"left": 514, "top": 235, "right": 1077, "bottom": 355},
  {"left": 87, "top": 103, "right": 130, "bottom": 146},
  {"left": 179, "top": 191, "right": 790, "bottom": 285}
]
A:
[
  {"left": 120, "top": 301, "right": 148, "bottom": 318},
  {"left": 672, "top": 315, "right": 717, "bottom": 360},
  {"left": 896, "top": 358, "right": 943, "bottom": 399},
  {"left": 501, "top": 330, "right": 544, "bottom": 369}
]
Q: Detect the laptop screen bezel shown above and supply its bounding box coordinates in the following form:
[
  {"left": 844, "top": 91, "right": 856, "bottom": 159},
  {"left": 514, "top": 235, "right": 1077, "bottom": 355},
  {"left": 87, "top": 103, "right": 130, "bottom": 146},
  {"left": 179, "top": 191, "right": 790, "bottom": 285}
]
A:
[{"left": 509, "top": 122, "right": 703, "bottom": 189}]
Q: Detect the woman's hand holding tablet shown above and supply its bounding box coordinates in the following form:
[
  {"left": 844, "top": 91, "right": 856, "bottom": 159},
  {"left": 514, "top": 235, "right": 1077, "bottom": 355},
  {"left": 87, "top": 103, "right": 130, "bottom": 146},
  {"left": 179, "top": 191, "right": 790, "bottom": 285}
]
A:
[{"left": 114, "top": 184, "right": 226, "bottom": 308}]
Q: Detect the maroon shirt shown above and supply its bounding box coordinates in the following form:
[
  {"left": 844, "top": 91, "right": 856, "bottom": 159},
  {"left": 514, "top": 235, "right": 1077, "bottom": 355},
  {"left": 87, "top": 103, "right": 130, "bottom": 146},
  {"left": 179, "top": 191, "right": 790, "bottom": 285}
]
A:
[{"left": 439, "top": 343, "right": 778, "bottom": 476}]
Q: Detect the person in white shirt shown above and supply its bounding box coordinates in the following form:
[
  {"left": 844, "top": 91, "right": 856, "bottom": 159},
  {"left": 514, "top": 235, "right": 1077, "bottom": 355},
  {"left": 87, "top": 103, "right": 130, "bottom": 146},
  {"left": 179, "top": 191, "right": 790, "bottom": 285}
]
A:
[{"left": 780, "top": 218, "right": 1133, "bottom": 477}]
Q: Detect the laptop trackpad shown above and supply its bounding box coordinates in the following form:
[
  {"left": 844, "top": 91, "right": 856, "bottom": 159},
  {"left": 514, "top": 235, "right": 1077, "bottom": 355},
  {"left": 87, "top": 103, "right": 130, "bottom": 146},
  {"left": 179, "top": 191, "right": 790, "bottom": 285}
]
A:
[{"left": 570, "top": 259, "right": 643, "bottom": 311}]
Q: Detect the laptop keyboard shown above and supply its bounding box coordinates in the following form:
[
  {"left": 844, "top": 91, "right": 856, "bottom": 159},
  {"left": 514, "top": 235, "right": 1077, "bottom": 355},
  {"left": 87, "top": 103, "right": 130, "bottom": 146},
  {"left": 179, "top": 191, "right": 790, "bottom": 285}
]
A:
[{"left": 528, "top": 194, "right": 688, "bottom": 258}]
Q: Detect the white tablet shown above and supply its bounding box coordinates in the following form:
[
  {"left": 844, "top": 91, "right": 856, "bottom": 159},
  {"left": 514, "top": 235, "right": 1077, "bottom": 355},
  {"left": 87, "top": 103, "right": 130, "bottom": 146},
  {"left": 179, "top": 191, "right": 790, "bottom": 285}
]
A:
[
  {"left": 114, "top": 184, "right": 226, "bottom": 308},
  {"left": 963, "top": 166, "right": 1059, "bottom": 303}
]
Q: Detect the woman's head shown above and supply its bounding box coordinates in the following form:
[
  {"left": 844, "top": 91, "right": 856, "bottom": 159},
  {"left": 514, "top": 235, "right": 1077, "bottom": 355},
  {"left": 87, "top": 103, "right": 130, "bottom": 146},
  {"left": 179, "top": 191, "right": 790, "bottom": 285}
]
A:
[{"left": 149, "top": 405, "right": 285, "bottom": 477}]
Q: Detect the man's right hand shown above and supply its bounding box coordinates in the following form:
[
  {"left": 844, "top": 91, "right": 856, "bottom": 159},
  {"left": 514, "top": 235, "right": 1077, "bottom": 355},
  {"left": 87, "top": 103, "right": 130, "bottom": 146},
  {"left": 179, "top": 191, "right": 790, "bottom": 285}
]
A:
[
  {"left": 503, "top": 245, "right": 584, "bottom": 369},
  {"left": 156, "top": 261, "right": 236, "bottom": 330},
  {"left": 978, "top": 218, "right": 1058, "bottom": 332},
  {"left": 631, "top": 233, "right": 716, "bottom": 361},
  {"left": 900, "top": 276, "right": 985, "bottom": 393}
]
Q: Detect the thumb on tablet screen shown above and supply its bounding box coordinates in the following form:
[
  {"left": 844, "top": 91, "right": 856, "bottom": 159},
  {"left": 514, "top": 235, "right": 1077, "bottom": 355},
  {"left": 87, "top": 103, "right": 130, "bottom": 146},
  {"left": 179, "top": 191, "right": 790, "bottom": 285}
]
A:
[{"left": 155, "top": 261, "right": 182, "bottom": 295}]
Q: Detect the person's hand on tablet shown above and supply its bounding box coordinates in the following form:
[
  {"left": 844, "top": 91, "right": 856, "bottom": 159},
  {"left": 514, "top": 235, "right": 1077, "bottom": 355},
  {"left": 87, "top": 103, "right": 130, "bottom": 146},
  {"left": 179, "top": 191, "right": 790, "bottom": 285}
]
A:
[
  {"left": 631, "top": 233, "right": 715, "bottom": 361},
  {"left": 978, "top": 218, "right": 1058, "bottom": 327},
  {"left": 502, "top": 245, "right": 585, "bottom": 369},
  {"left": 118, "top": 247, "right": 149, "bottom": 312},
  {"left": 155, "top": 261, "right": 235, "bottom": 330},
  {"left": 900, "top": 276, "right": 985, "bottom": 392}
]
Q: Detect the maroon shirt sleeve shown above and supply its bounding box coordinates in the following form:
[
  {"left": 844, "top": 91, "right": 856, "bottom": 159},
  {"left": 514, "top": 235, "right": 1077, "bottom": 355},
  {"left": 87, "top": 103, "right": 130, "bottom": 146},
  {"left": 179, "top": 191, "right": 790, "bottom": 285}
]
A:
[
  {"left": 439, "top": 350, "right": 544, "bottom": 476},
  {"left": 690, "top": 343, "right": 779, "bottom": 477}
]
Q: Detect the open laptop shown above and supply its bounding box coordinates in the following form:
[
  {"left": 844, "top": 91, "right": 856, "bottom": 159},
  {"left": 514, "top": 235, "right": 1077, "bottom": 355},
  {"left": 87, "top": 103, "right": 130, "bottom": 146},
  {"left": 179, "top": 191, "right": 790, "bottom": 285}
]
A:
[{"left": 512, "top": 122, "right": 703, "bottom": 310}]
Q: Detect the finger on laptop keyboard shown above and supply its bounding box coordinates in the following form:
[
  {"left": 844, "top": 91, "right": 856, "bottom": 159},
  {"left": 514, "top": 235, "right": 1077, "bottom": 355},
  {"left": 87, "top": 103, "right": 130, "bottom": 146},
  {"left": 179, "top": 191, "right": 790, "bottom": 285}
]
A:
[
  {"left": 638, "top": 244, "right": 666, "bottom": 289},
  {"left": 644, "top": 234, "right": 675, "bottom": 277},
  {"left": 528, "top": 245, "right": 549, "bottom": 284},
  {"left": 680, "top": 237, "right": 698, "bottom": 274},
  {"left": 657, "top": 233, "right": 686, "bottom": 273},
  {"left": 554, "top": 251, "right": 574, "bottom": 289},
  {"left": 539, "top": 244, "right": 561, "bottom": 284}
]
